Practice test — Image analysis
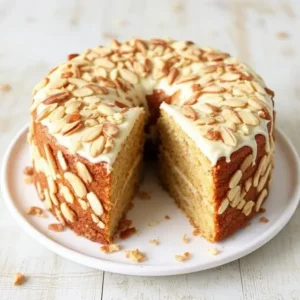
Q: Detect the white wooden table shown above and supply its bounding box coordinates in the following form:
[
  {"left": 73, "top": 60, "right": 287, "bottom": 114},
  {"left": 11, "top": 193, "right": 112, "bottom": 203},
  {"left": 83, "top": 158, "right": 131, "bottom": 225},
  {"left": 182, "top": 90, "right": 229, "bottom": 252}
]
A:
[{"left": 0, "top": 0, "right": 299, "bottom": 299}]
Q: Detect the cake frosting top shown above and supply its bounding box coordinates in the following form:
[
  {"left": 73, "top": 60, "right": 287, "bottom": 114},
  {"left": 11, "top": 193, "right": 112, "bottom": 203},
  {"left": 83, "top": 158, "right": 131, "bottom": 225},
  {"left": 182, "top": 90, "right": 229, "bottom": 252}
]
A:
[{"left": 30, "top": 38, "right": 274, "bottom": 167}]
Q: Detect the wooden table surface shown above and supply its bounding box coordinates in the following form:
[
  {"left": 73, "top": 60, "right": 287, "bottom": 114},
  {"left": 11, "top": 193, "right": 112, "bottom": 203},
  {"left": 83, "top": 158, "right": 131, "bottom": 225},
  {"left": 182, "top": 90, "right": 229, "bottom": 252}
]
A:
[{"left": 0, "top": 0, "right": 299, "bottom": 299}]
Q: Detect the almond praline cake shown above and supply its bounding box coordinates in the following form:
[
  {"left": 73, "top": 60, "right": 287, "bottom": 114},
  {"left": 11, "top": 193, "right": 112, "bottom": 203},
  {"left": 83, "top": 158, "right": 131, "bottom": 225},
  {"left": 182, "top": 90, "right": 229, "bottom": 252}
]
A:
[{"left": 28, "top": 38, "right": 275, "bottom": 244}]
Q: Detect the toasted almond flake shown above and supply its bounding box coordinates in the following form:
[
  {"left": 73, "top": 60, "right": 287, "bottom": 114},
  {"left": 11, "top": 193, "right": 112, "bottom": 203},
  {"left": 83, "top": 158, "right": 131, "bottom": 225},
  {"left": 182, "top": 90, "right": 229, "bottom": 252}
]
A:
[
  {"left": 33, "top": 78, "right": 48, "bottom": 95},
  {"left": 103, "top": 123, "right": 119, "bottom": 137},
  {"left": 236, "top": 199, "right": 246, "bottom": 210},
  {"left": 90, "top": 135, "right": 105, "bottom": 157},
  {"left": 43, "top": 189, "right": 52, "bottom": 210},
  {"left": 61, "top": 120, "right": 83, "bottom": 136},
  {"left": 251, "top": 81, "right": 266, "bottom": 95},
  {"left": 126, "top": 249, "right": 146, "bottom": 262},
  {"left": 206, "top": 52, "right": 229, "bottom": 61},
  {"left": 94, "top": 58, "right": 115, "bottom": 69},
  {"left": 94, "top": 47, "right": 112, "bottom": 57},
  {"left": 64, "top": 172, "right": 87, "bottom": 198},
  {"left": 73, "top": 87, "right": 93, "bottom": 97},
  {"left": 222, "top": 108, "right": 242, "bottom": 124},
  {"left": 168, "top": 68, "right": 179, "bottom": 84},
  {"left": 76, "top": 162, "right": 93, "bottom": 184},
  {"left": 98, "top": 104, "right": 115, "bottom": 116},
  {"left": 44, "top": 144, "right": 57, "bottom": 179},
  {"left": 100, "top": 244, "right": 121, "bottom": 253},
  {"left": 47, "top": 176, "right": 57, "bottom": 194},
  {"left": 26, "top": 206, "right": 44, "bottom": 217},
  {"left": 182, "top": 105, "right": 197, "bottom": 120},
  {"left": 48, "top": 106, "right": 65, "bottom": 122},
  {"left": 13, "top": 273, "right": 25, "bottom": 286},
  {"left": 176, "top": 75, "right": 199, "bottom": 84},
  {"left": 48, "top": 223, "right": 65, "bottom": 232},
  {"left": 240, "top": 154, "right": 253, "bottom": 172},
  {"left": 35, "top": 104, "right": 58, "bottom": 123},
  {"left": 60, "top": 202, "right": 77, "bottom": 223},
  {"left": 84, "top": 84, "right": 108, "bottom": 95},
  {"left": 68, "top": 53, "right": 79, "bottom": 60},
  {"left": 245, "top": 177, "right": 252, "bottom": 192},
  {"left": 226, "top": 98, "right": 247, "bottom": 108},
  {"left": 229, "top": 170, "right": 243, "bottom": 189},
  {"left": 57, "top": 150, "right": 68, "bottom": 171},
  {"left": 50, "top": 192, "right": 59, "bottom": 206},
  {"left": 203, "top": 128, "right": 221, "bottom": 141},
  {"left": 220, "top": 73, "right": 241, "bottom": 82},
  {"left": 227, "top": 185, "right": 241, "bottom": 201},
  {"left": 119, "top": 68, "right": 139, "bottom": 84},
  {"left": 175, "top": 252, "right": 191, "bottom": 262},
  {"left": 81, "top": 125, "right": 103, "bottom": 142},
  {"left": 242, "top": 201, "right": 255, "bottom": 216},
  {"left": 68, "top": 78, "right": 88, "bottom": 87},
  {"left": 66, "top": 113, "right": 81, "bottom": 123},
  {"left": 202, "top": 64, "right": 218, "bottom": 74},
  {"left": 230, "top": 193, "right": 241, "bottom": 208},
  {"left": 257, "top": 164, "right": 272, "bottom": 192},
  {"left": 87, "top": 192, "right": 103, "bottom": 216},
  {"left": 253, "top": 155, "right": 268, "bottom": 187},
  {"left": 238, "top": 110, "right": 260, "bottom": 126},
  {"left": 201, "top": 85, "right": 226, "bottom": 94},
  {"left": 43, "top": 92, "right": 69, "bottom": 105},
  {"left": 255, "top": 189, "right": 268, "bottom": 212},
  {"left": 59, "top": 184, "right": 74, "bottom": 204},
  {"left": 218, "top": 198, "right": 229, "bottom": 214},
  {"left": 220, "top": 127, "right": 237, "bottom": 147}
]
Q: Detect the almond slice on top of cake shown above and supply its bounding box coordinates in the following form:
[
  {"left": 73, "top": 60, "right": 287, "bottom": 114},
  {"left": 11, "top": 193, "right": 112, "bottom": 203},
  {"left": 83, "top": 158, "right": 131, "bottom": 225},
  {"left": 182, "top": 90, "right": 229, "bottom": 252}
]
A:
[{"left": 28, "top": 38, "right": 275, "bottom": 244}]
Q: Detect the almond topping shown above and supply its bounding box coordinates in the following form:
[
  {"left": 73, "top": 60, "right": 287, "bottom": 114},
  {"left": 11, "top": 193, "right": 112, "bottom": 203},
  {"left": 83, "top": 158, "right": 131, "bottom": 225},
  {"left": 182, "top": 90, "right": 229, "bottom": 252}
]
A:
[
  {"left": 64, "top": 172, "right": 87, "bottom": 198},
  {"left": 182, "top": 105, "right": 197, "bottom": 120},
  {"left": 220, "top": 127, "right": 237, "bottom": 147},
  {"left": 204, "top": 128, "right": 221, "bottom": 141},
  {"left": 87, "top": 192, "right": 104, "bottom": 216},
  {"left": 81, "top": 125, "right": 103, "bottom": 142},
  {"left": 90, "top": 135, "right": 106, "bottom": 157},
  {"left": 35, "top": 104, "right": 58, "bottom": 123},
  {"left": 61, "top": 120, "right": 83, "bottom": 136},
  {"left": 238, "top": 110, "right": 260, "bottom": 126},
  {"left": 119, "top": 68, "right": 139, "bottom": 84},
  {"left": 176, "top": 75, "right": 199, "bottom": 84},
  {"left": 103, "top": 123, "right": 119, "bottom": 137},
  {"left": 76, "top": 162, "right": 93, "bottom": 184},
  {"left": 94, "top": 58, "right": 115, "bottom": 69},
  {"left": 218, "top": 198, "right": 229, "bottom": 214},
  {"left": 256, "top": 189, "right": 268, "bottom": 212},
  {"left": 43, "top": 92, "right": 69, "bottom": 105},
  {"left": 13, "top": 273, "right": 25, "bottom": 286},
  {"left": 240, "top": 154, "right": 253, "bottom": 173},
  {"left": 201, "top": 85, "right": 226, "bottom": 94},
  {"left": 60, "top": 202, "right": 77, "bottom": 223},
  {"left": 220, "top": 73, "right": 241, "bottom": 82},
  {"left": 168, "top": 68, "right": 179, "bottom": 84},
  {"left": 229, "top": 170, "right": 243, "bottom": 189},
  {"left": 242, "top": 201, "right": 255, "bottom": 216}
]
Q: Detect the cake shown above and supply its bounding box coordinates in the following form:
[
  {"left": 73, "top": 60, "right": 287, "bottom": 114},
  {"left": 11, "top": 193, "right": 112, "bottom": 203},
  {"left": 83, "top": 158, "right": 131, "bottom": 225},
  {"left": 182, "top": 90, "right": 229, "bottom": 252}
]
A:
[{"left": 28, "top": 38, "right": 275, "bottom": 244}]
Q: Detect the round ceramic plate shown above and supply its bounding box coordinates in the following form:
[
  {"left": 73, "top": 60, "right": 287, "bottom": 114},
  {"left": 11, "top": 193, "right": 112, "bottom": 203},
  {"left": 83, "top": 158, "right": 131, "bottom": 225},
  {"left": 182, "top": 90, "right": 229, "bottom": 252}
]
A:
[{"left": 1, "top": 125, "right": 300, "bottom": 276}]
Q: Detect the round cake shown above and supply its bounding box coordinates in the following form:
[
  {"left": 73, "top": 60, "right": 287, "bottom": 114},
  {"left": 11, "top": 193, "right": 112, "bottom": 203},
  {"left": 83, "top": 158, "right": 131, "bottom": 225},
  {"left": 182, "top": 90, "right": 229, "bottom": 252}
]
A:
[{"left": 28, "top": 38, "right": 275, "bottom": 244}]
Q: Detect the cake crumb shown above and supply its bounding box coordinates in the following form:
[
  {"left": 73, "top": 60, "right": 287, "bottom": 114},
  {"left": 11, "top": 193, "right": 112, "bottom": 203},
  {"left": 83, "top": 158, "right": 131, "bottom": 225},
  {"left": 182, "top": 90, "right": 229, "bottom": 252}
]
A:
[
  {"left": 24, "top": 174, "right": 34, "bottom": 184},
  {"left": 182, "top": 234, "right": 189, "bottom": 244},
  {"left": 192, "top": 228, "right": 200, "bottom": 236},
  {"left": 259, "top": 216, "right": 269, "bottom": 223},
  {"left": 164, "top": 215, "right": 171, "bottom": 220},
  {"left": 100, "top": 244, "right": 121, "bottom": 253},
  {"left": 175, "top": 252, "right": 191, "bottom": 262},
  {"left": 48, "top": 223, "right": 65, "bottom": 232},
  {"left": 125, "top": 249, "right": 146, "bottom": 262},
  {"left": 149, "top": 238, "right": 159, "bottom": 246},
  {"left": 148, "top": 221, "right": 159, "bottom": 227},
  {"left": 0, "top": 83, "right": 11, "bottom": 92},
  {"left": 13, "top": 273, "right": 25, "bottom": 286},
  {"left": 120, "top": 227, "right": 136, "bottom": 239},
  {"left": 23, "top": 166, "right": 34, "bottom": 176},
  {"left": 276, "top": 31, "right": 289, "bottom": 40},
  {"left": 137, "top": 190, "right": 152, "bottom": 200},
  {"left": 119, "top": 219, "right": 132, "bottom": 231},
  {"left": 26, "top": 206, "right": 44, "bottom": 217},
  {"left": 208, "top": 248, "right": 220, "bottom": 256},
  {"left": 102, "top": 32, "right": 117, "bottom": 40}
]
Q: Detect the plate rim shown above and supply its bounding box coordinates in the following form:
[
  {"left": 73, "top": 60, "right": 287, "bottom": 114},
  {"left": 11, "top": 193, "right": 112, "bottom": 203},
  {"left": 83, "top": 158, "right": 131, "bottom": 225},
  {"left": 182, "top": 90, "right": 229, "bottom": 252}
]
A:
[{"left": 1, "top": 124, "right": 300, "bottom": 276}]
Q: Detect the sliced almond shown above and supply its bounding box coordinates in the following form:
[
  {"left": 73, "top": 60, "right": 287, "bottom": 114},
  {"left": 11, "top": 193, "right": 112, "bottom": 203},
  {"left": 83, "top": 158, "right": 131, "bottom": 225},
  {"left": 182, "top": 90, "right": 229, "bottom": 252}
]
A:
[
  {"left": 202, "top": 64, "right": 218, "bottom": 74},
  {"left": 64, "top": 172, "right": 87, "bottom": 198},
  {"left": 35, "top": 104, "right": 58, "bottom": 123},
  {"left": 78, "top": 198, "right": 89, "bottom": 210},
  {"left": 168, "top": 68, "right": 179, "bottom": 84},
  {"left": 181, "top": 105, "right": 197, "bottom": 120},
  {"left": 84, "top": 84, "right": 108, "bottom": 95},
  {"left": 59, "top": 184, "right": 74, "bottom": 204},
  {"left": 253, "top": 155, "right": 268, "bottom": 187},
  {"left": 237, "top": 199, "right": 246, "bottom": 210},
  {"left": 94, "top": 58, "right": 115, "bottom": 69},
  {"left": 227, "top": 185, "right": 241, "bottom": 201},
  {"left": 90, "top": 135, "right": 106, "bottom": 157},
  {"left": 245, "top": 177, "right": 252, "bottom": 192},
  {"left": 176, "top": 75, "right": 199, "bottom": 85},
  {"left": 206, "top": 52, "right": 229, "bottom": 61},
  {"left": 60, "top": 202, "right": 77, "bottom": 223},
  {"left": 220, "top": 73, "right": 241, "bottom": 82},
  {"left": 43, "top": 92, "right": 69, "bottom": 105},
  {"left": 61, "top": 120, "right": 83, "bottom": 136},
  {"left": 220, "top": 127, "right": 237, "bottom": 147},
  {"left": 242, "top": 201, "right": 255, "bottom": 216},
  {"left": 204, "top": 128, "right": 221, "bottom": 141},
  {"left": 57, "top": 150, "right": 68, "bottom": 171},
  {"left": 218, "top": 198, "right": 229, "bottom": 214},
  {"left": 47, "top": 176, "right": 57, "bottom": 194},
  {"left": 43, "top": 189, "right": 52, "bottom": 210},
  {"left": 44, "top": 144, "right": 57, "bottom": 179},
  {"left": 76, "top": 162, "right": 93, "bottom": 184},
  {"left": 229, "top": 170, "right": 242, "bottom": 189},
  {"left": 48, "top": 106, "right": 65, "bottom": 122},
  {"left": 119, "top": 68, "right": 139, "bottom": 84},
  {"left": 68, "top": 78, "right": 89, "bottom": 87},
  {"left": 98, "top": 104, "right": 115, "bottom": 116},
  {"left": 238, "top": 110, "right": 260, "bottom": 126},
  {"left": 222, "top": 108, "right": 242, "bottom": 124},
  {"left": 240, "top": 154, "right": 253, "bottom": 173},
  {"left": 226, "top": 98, "right": 247, "bottom": 108},
  {"left": 87, "top": 192, "right": 104, "bottom": 216},
  {"left": 81, "top": 125, "right": 103, "bottom": 142},
  {"left": 73, "top": 87, "right": 93, "bottom": 97},
  {"left": 33, "top": 78, "right": 49, "bottom": 95},
  {"left": 257, "top": 164, "right": 272, "bottom": 192},
  {"left": 201, "top": 85, "right": 226, "bottom": 94},
  {"left": 103, "top": 123, "right": 119, "bottom": 137},
  {"left": 255, "top": 189, "right": 268, "bottom": 212}
]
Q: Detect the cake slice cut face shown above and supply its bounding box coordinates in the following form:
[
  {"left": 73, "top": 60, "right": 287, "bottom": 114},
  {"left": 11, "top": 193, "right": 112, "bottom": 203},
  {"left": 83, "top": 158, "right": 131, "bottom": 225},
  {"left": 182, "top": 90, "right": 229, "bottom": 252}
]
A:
[{"left": 28, "top": 38, "right": 275, "bottom": 244}]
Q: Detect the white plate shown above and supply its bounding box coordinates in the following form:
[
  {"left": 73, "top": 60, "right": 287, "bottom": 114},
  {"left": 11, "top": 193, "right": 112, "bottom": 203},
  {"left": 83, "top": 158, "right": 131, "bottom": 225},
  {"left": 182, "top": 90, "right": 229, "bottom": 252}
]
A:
[{"left": 1, "top": 126, "right": 300, "bottom": 276}]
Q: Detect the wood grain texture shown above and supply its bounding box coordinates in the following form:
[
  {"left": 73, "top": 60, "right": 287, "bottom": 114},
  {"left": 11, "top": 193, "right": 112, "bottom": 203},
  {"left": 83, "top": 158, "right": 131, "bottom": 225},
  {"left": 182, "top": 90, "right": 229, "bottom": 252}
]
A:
[{"left": 0, "top": 0, "right": 299, "bottom": 299}]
